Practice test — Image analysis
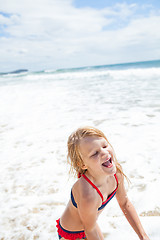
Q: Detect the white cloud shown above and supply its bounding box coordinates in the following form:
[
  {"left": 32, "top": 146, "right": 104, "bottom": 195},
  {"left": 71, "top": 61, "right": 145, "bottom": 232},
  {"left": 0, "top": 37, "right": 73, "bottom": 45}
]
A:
[{"left": 0, "top": 0, "right": 160, "bottom": 71}]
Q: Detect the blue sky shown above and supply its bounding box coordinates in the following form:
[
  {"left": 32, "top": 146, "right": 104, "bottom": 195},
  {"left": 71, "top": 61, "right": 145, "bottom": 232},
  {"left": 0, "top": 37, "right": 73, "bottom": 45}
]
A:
[
  {"left": 0, "top": 0, "right": 160, "bottom": 71},
  {"left": 74, "top": 0, "right": 160, "bottom": 9}
]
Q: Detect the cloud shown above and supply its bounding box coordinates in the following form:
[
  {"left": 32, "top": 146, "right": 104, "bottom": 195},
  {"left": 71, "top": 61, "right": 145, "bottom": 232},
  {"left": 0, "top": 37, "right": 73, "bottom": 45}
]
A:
[{"left": 0, "top": 0, "right": 160, "bottom": 71}]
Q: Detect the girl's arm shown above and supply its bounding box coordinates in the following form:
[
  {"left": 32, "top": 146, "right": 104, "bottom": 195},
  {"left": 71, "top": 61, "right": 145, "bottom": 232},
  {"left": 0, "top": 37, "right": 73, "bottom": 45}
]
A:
[
  {"left": 78, "top": 192, "right": 104, "bottom": 240},
  {"left": 116, "top": 172, "right": 150, "bottom": 240}
]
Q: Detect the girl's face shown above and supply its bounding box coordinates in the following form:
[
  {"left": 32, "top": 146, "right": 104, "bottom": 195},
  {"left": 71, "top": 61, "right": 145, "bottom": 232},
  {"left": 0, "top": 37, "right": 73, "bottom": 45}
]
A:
[{"left": 79, "top": 136, "right": 116, "bottom": 176}]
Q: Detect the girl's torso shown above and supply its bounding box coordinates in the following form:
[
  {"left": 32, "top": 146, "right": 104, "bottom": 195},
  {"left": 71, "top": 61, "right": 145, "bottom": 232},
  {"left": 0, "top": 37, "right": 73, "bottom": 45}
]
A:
[{"left": 60, "top": 173, "right": 118, "bottom": 232}]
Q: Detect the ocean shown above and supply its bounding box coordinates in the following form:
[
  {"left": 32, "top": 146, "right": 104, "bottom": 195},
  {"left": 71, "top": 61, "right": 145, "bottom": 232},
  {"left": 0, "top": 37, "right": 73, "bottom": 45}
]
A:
[{"left": 0, "top": 60, "right": 160, "bottom": 239}]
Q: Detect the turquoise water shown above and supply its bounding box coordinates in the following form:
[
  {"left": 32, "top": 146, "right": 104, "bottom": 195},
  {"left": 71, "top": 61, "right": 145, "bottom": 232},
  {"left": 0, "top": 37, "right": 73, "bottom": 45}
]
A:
[
  {"left": 54, "top": 59, "right": 160, "bottom": 72},
  {"left": 1, "top": 59, "right": 160, "bottom": 77}
]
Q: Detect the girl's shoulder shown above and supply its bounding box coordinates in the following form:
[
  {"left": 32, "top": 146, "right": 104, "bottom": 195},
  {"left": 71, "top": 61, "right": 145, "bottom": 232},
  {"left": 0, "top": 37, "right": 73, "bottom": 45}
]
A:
[
  {"left": 72, "top": 176, "right": 101, "bottom": 209},
  {"left": 116, "top": 169, "right": 124, "bottom": 186}
]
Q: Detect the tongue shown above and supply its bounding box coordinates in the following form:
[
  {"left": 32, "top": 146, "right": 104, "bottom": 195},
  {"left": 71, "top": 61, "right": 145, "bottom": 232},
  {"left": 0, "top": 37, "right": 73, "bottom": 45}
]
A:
[{"left": 102, "top": 160, "right": 111, "bottom": 167}]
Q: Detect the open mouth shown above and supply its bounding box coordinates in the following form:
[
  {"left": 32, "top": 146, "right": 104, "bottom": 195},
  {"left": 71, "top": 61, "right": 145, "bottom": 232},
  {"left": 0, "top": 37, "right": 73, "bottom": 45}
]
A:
[{"left": 102, "top": 157, "right": 113, "bottom": 168}]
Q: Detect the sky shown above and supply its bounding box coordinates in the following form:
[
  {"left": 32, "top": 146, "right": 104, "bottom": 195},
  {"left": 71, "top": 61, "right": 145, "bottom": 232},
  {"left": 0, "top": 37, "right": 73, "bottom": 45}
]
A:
[{"left": 0, "top": 0, "right": 160, "bottom": 72}]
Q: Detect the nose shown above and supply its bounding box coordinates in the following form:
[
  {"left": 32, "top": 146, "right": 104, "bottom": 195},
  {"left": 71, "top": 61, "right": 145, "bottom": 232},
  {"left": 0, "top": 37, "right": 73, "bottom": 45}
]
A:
[{"left": 101, "top": 148, "right": 109, "bottom": 158}]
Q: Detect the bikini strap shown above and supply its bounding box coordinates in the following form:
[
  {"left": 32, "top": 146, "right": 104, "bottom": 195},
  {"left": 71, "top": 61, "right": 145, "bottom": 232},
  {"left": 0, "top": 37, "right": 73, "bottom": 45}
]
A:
[
  {"left": 114, "top": 173, "right": 118, "bottom": 190},
  {"left": 82, "top": 173, "right": 118, "bottom": 202},
  {"left": 82, "top": 174, "right": 104, "bottom": 201}
]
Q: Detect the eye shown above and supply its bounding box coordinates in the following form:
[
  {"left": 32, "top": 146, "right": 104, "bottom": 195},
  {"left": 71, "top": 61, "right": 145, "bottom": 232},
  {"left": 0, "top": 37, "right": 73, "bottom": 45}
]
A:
[
  {"left": 91, "top": 151, "right": 98, "bottom": 157},
  {"left": 103, "top": 145, "right": 108, "bottom": 148}
]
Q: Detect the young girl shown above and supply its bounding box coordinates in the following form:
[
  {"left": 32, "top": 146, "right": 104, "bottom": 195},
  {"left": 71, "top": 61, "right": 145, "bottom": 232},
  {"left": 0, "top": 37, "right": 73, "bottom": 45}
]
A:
[{"left": 56, "top": 126, "right": 150, "bottom": 240}]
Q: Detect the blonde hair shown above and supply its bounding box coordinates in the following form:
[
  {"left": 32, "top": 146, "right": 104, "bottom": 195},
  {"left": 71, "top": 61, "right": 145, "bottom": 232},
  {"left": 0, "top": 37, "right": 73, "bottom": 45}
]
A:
[{"left": 67, "top": 126, "right": 127, "bottom": 179}]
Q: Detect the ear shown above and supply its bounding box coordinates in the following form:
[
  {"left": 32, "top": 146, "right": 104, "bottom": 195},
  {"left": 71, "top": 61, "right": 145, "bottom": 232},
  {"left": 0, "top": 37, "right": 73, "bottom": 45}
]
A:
[{"left": 81, "top": 163, "right": 88, "bottom": 170}]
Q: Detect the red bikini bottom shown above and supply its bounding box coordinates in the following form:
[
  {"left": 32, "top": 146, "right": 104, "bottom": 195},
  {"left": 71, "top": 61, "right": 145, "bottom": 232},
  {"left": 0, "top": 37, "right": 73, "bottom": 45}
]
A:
[{"left": 56, "top": 218, "right": 86, "bottom": 240}]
